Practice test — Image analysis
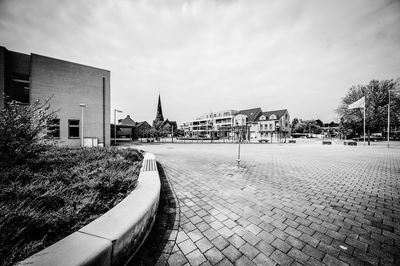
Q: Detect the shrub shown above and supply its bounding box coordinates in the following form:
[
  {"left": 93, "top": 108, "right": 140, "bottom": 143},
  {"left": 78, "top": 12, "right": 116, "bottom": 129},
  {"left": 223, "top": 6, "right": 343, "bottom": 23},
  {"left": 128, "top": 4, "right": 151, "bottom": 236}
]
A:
[
  {"left": 0, "top": 97, "right": 57, "bottom": 167},
  {"left": 0, "top": 147, "right": 143, "bottom": 266}
]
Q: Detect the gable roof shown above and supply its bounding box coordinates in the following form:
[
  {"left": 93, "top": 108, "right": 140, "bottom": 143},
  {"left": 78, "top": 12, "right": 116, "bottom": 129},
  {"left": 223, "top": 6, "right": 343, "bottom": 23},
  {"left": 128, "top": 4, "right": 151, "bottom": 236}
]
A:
[
  {"left": 261, "top": 109, "right": 287, "bottom": 120},
  {"left": 118, "top": 115, "right": 135, "bottom": 126},
  {"left": 237, "top": 107, "right": 262, "bottom": 122},
  {"left": 136, "top": 121, "right": 151, "bottom": 127}
]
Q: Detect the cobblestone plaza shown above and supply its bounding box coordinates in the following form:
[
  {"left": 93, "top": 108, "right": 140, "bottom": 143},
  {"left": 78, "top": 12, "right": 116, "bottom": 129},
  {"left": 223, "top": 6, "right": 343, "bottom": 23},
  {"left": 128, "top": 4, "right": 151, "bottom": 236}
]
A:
[{"left": 133, "top": 142, "right": 400, "bottom": 266}]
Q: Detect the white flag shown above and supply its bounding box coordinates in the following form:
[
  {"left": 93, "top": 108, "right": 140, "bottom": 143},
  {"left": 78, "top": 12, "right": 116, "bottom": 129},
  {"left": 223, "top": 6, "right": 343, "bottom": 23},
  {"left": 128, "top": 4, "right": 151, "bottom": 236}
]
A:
[{"left": 348, "top": 96, "right": 365, "bottom": 109}]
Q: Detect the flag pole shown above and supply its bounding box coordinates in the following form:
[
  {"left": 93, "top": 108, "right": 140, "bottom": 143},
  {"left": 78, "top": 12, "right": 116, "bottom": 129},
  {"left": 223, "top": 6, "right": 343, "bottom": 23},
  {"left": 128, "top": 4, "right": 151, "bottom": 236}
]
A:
[{"left": 363, "top": 106, "right": 366, "bottom": 146}]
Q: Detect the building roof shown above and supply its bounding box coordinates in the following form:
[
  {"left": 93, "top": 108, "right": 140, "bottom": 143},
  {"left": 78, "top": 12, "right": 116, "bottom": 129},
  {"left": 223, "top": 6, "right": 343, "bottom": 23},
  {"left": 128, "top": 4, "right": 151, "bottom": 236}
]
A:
[
  {"left": 261, "top": 109, "right": 288, "bottom": 120},
  {"left": 136, "top": 121, "right": 150, "bottom": 127},
  {"left": 237, "top": 107, "right": 262, "bottom": 122},
  {"left": 118, "top": 115, "right": 135, "bottom": 126}
]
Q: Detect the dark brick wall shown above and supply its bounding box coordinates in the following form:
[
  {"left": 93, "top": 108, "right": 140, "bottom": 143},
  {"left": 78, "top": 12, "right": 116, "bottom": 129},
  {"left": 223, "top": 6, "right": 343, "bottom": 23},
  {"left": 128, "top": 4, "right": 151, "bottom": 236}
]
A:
[{"left": 0, "top": 47, "right": 31, "bottom": 109}]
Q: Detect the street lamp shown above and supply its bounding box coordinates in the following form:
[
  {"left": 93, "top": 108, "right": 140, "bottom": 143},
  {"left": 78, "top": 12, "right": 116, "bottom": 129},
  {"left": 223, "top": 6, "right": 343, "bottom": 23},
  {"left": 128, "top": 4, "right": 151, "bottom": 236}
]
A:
[
  {"left": 114, "top": 109, "right": 122, "bottom": 146},
  {"left": 80, "top": 103, "right": 85, "bottom": 147},
  {"left": 387, "top": 87, "right": 400, "bottom": 148},
  {"left": 236, "top": 121, "right": 241, "bottom": 169}
]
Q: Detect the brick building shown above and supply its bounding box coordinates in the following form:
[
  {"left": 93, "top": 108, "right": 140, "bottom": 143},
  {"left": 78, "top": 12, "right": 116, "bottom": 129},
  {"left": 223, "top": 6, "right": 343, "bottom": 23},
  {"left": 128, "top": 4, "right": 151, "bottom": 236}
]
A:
[{"left": 0, "top": 46, "right": 111, "bottom": 146}]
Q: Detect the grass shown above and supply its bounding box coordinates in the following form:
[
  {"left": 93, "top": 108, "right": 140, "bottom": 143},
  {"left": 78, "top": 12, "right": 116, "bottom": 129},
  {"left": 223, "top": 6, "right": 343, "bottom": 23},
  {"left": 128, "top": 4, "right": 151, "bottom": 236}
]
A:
[{"left": 0, "top": 146, "right": 143, "bottom": 266}]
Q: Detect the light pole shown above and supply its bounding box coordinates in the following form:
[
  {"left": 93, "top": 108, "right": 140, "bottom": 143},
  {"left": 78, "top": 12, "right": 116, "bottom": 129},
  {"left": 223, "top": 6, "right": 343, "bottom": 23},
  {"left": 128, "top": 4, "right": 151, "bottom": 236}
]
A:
[
  {"left": 114, "top": 109, "right": 122, "bottom": 146},
  {"left": 387, "top": 87, "right": 400, "bottom": 148},
  {"left": 236, "top": 122, "right": 241, "bottom": 169},
  {"left": 80, "top": 103, "right": 85, "bottom": 147}
]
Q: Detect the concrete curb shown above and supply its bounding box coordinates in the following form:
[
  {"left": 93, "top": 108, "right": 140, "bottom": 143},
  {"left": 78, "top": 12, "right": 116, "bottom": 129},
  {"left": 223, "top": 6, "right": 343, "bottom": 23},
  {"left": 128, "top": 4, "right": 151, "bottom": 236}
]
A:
[{"left": 18, "top": 153, "right": 160, "bottom": 266}]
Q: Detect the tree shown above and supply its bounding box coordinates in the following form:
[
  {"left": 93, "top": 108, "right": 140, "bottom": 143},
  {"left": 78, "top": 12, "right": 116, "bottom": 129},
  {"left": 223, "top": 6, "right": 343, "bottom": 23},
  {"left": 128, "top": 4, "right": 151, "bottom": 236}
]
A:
[
  {"left": 291, "top": 118, "right": 300, "bottom": 132},
  {"left": 0, "top": 97, "right": 57, "bottom": 167},
  {"left": 315, "top": 119, "right": 324, "bottom": 127},
  {"left": 336, "top": 79, "right": 400, "bottom": 141}
]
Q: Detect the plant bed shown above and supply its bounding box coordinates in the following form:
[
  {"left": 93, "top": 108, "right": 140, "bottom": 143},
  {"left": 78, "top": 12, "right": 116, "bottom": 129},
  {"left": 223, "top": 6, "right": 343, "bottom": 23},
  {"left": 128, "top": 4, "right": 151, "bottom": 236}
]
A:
[{"left": 0, "top": 146, "right": 143, "bottom": 266}]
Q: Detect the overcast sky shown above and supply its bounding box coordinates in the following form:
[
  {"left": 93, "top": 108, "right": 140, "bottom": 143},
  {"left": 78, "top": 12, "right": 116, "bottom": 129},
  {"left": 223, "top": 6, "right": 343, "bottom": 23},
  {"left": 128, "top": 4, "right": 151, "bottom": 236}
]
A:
[{"left": 1, "top": 0, "right": 399, "bottom": 125}]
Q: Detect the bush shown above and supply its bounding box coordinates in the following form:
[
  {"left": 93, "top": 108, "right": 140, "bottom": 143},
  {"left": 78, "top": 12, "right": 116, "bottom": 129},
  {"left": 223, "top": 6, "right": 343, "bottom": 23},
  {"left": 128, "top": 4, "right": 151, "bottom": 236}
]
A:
[
  {"left": 0, "top": 147, "right": 143, "bottom": 266},
  {"left": 0, "top": 98, "right": 57, "bottom": 167}
]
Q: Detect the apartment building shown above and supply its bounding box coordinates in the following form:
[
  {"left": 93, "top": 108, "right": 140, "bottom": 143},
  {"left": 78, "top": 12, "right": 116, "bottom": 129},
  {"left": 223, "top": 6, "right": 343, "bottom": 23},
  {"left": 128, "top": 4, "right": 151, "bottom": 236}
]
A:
[
  {"left": 181, "top": 110, "right": 238, "bottom": 139},
  {"left": 0, "top": 46, "right": 111, "bottom": 146},
  {"left": 182, "top": 107, "right": 291, "bottom": 142}
]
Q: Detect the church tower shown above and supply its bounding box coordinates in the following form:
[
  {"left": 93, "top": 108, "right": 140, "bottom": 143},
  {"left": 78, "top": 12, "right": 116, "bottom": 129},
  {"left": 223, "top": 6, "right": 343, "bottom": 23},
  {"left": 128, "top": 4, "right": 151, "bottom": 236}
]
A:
[{"left": 155, "top": 94, "right": 164, "bottom": 122}]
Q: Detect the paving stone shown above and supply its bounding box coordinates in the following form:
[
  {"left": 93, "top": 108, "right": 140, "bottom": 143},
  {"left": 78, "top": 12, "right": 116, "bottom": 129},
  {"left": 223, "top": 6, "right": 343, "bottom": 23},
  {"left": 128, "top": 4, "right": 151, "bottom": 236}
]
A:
[
  {"left": 252, "top": 252, "right": 276, "bottom": 266},
  {"left": 271, "top": 238, "right": 291, "bottom": 253},
  {"left": 302, "top": 244, "right": 325, "bottom": 261},
  {"left": 270, "top": 249, "right": 294, "bottom": 266},
  {"left": 246, "top": 224, "right": 262, "bottom": 235},
  {"left": 228, "top": 234, "right": 246, "bottom": 249},
  {"left": 204, "top": 247, "right": 225, "bottom": 265},
  {"left": 242, "top": 232, "right": 261, "bottom": 246},
  {"left": 204, "top": 228, "right": 220, "bottom": 241},
  {"left": 216, "top": 258, "right": 235, "bottom": 266},
  {"left": 178, "top": 239, "right": 197, "bottom": 255},
  {"left": 188, "top": 229, "right": 204, "bottom": 242},
  {"left": 222, "top": 245, "right": 242, "bottom": 263},
  {"left": 186, "top": 249, "right": 207, "bottom": 266},
  {"left": 255, "top": 240, "right": 275, "bottom": 256},
  {"left": 322, "top": 254, "right": 349, "bottom": 266},
  {"left": 219, "top": 226, "right": 235, "bottom": 239},
  {"left": 195, "top": 237, "right": 214, "bottom": 253},
  {"left": 299, "top": 233, "right": 320, "bottom": 248},
  {"left": 285, "top": 235, "right": 305, "bottom": 250},
  {"left": 271, "top": 228, "right": 289, "bottom": 240},
  {"left": 238, "top": 242, "right": 260, "bottom": 260},
  {"left": 168, "top": 252, "right": 188, "bottom": 266},
  {"left": 287, "top": 247, "right": 310, "bottom": 264},
  {"left": 235, "top": 255, "right": 256, "bottom": 266},
  {"left": 257, "top": 230, "right": 276, "bottom": 244},
  {"left": 212, "top": 235, "right": 230, "bottom": 250}
]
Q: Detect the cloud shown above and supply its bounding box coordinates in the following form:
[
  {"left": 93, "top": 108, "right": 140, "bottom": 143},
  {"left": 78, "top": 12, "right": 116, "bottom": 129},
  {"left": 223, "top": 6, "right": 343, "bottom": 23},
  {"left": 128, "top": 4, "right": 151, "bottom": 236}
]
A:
[{"left": 1, "top": 0, "right": 399, "bottom": 123}]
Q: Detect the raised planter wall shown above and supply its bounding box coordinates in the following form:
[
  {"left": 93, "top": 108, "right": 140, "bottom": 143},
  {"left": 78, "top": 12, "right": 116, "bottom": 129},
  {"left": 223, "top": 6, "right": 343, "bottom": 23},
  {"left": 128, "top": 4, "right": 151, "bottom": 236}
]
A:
[{"left": 18, "top": 153, "right": 160, "bottom": 266}]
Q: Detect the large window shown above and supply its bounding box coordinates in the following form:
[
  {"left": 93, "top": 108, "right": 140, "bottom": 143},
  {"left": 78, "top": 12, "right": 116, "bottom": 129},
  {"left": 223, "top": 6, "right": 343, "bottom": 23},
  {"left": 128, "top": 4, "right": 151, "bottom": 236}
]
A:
[
  {"left": 68, "top": 120, "right": 80, "bottom": 138},
  {"left": 12, "top": 73, "right": 30, "bottom": 104},
  {"left": 47, "top": 119, "right": 60, "bottom": 138}
]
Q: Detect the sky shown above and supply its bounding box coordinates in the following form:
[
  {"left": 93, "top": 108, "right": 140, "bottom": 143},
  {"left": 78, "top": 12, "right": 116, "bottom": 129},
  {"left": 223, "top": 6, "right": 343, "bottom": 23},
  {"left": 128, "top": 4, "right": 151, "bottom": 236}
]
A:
[{"left": 1, "top": 0, "right": 400, "bottom": 125}]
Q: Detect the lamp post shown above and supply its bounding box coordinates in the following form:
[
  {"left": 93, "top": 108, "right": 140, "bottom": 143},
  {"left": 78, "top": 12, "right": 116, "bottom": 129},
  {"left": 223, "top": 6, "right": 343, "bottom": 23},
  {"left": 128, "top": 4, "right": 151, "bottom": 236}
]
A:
[
  {"left": 387, "top": 87, "right": 400, "bottom": 148},
  {"left": 114, "top": 109, "right": 122, "bottom": 146},
  {"left": 236, "top": 122, "right": 241, "bottom": 169},
  {"left": 79, "top": 103, "right": 85, "bottom": 147}
]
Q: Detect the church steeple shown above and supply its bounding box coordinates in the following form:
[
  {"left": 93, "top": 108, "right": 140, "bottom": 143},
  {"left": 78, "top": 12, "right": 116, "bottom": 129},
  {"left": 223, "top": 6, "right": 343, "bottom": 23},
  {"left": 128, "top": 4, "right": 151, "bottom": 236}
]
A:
[{"left": 155, "top": 94, "right": 164, "bottom": 122}]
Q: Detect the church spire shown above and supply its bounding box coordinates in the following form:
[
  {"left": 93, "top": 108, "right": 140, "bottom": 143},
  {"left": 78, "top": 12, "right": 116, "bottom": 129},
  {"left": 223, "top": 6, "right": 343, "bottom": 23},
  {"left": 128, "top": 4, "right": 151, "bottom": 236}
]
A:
[{"left": 155, "top": 94, "right": 164, "bottom": 122}]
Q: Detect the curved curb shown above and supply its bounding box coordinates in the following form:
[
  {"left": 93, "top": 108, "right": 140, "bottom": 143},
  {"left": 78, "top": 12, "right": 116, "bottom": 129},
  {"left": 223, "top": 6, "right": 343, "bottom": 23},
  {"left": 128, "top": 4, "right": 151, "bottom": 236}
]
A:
[
  {"left": 18, "top": 152, "right": 160, "bottom": 266},
  {"left": 131, "top": 161, "right": 181, "bottom": 265}
]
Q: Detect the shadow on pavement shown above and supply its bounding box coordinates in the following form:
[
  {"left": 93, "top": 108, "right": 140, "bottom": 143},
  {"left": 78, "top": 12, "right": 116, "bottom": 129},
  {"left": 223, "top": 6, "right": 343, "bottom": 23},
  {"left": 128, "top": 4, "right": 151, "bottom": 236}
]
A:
[{"left": 128, "top": 162, "right": 179, "bottom": 266}]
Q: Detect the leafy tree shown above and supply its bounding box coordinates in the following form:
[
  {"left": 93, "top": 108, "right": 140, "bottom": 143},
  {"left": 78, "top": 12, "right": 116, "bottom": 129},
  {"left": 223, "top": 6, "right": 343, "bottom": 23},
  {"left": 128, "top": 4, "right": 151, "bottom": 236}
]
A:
[
  {"left": 291, "top": 118, "right": 300, "bottom": 132},
  {"left": 0, "top": 97, "right": 57, "bottom": 167},
  {"left": 336, "top": 79, "right": 400, "bottom": 140},
  {"left": 315, "top": 119, "right": 324, "bottom": 127}
]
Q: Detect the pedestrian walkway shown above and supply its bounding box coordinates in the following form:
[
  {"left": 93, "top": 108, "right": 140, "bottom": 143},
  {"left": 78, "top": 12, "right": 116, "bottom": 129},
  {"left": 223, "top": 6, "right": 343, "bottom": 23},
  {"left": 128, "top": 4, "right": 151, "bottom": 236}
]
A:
[{"left": 133, "top": 143, "right": 400, "bottom": 266}]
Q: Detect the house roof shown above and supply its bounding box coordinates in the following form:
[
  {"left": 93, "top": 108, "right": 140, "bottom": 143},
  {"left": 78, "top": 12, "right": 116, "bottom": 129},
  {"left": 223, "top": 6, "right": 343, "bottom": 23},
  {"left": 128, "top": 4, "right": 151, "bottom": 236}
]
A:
[
  {"left": 260, "top": 109, "right": 287, "bottom": 120},
  {"left": 136, "top": 121, "right": 150, "bottom": 126},
  {"left": 237, "top": 107, "right": 262, "bottom": 122},
  {"left": 118, "top": 115, "right": 135, "bottom": 126},
  {"left": 153, "top": 119, "right": 177, "bottom": 130}
]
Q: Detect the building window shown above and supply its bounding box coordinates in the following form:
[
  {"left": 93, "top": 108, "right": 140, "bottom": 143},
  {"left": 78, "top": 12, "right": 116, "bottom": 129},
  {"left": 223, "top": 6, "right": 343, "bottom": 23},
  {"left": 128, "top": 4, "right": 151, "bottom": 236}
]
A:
[
  {"left": 47, "top": 119, "right": 60, "bottom": 138},
  {"left": 68, "top": 120, "right": 80, "bottom": 138},
  {"left": 11, "top": 73, "right": 30, "bottom": 104}
]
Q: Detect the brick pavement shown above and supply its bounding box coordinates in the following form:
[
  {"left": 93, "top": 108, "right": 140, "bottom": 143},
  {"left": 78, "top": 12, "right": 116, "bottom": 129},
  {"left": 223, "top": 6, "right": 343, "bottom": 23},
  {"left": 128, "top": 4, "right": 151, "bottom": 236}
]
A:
[{"left": 133, "top": 143, "right": 400, "bottom": 266}]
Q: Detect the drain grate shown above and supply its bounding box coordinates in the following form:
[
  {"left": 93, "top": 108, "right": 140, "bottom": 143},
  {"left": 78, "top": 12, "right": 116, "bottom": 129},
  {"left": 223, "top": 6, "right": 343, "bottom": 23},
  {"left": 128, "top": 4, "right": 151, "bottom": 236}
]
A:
[{"left": 142, "top": 159, "right": 157, "bottom": 172}]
